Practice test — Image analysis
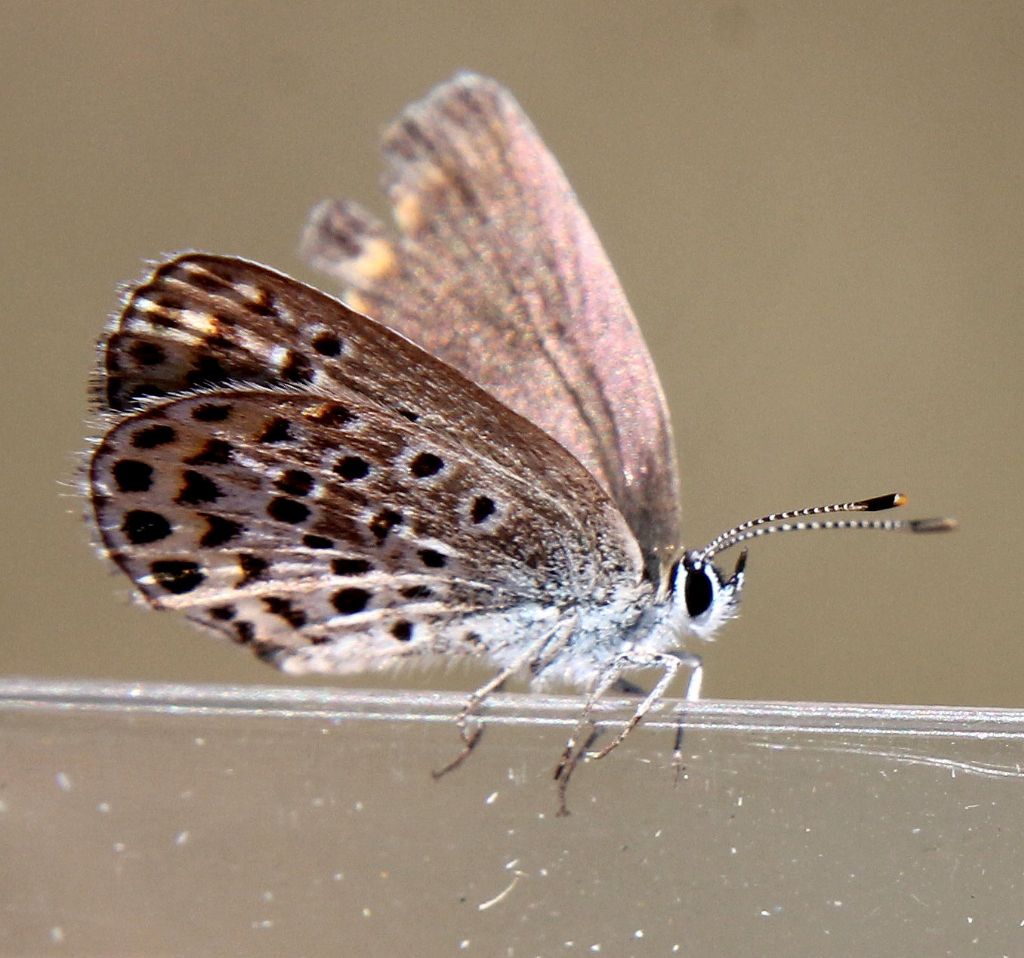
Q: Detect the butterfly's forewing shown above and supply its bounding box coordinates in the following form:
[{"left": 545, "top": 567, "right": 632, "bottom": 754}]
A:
[
  {"left": 90, "top": 256, "right": 649, "bottom": 674},
  {"left": 302, "top": 73, "right": 681, "bottom": 573}
]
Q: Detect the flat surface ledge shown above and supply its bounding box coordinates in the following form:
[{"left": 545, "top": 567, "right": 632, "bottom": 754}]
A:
[{"left": 3, "top": 677, "right": 1023, "bottom": 739}]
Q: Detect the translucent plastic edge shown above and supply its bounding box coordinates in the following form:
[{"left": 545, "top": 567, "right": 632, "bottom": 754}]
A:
[{"left": 2, "top": 678, "right": 1024, "bottom": 740}]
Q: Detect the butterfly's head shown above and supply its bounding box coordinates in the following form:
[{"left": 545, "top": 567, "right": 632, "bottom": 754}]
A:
[
  {"left": 668, "top": 492, "right": 957, "bottom": 641},
  {"left": 670, "top": 549, "right": 747, "bottom": 641}
]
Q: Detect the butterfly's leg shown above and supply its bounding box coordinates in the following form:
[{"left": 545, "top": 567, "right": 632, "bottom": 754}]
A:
[
  {"left": 667, "top": 651, "right": 703, "bottom": 783},
  {"left": 552, "top": 675, "right": 638, "bottom": 773},
  {"left": 431, "top": 668, "right": 511, "bottom": 780},
  {"left": 553, "top": 660, "right": 631, "bottom": 815},
  {"left": 582, "top": 651, "right": 702, "bottom": 785},
  {"left": 555, "top": 651, "right": 699, "bottom": 812},
  {"left": 432, "top": 621, "right": 572, "bottom": 780},
  {"left": 561, "top": 677, "right": 644, "bottom": 756},
  {"left": 587, "top": 651, "right": 686, "bottom": 762},
  {"left": 553, "top": 725, "right": 603, "bottom": 816}
]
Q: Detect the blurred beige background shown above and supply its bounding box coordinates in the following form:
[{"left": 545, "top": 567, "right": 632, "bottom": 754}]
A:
[{"left": 2, "top": 1, "right": 1021, "bottom": 707}]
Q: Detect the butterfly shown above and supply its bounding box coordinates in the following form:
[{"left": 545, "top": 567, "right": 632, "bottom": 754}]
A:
[{"left": 87, "top": 73, "right": 954, "bottom": 812}]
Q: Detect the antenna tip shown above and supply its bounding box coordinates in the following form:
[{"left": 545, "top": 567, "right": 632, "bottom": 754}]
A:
[
  {"left": 908, "top": 517, "right": 959, "bottom": 533},
  {"left": 858, "top": 492, "right": 908, "bottom": 512}
]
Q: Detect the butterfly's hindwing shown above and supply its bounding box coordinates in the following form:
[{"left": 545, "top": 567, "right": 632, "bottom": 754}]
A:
[
  {"left": 90, "top": 257, "right": 652, "bottom": 673},
  {"left": 302, "top": 73, "right": 682, "bottom": 571}
]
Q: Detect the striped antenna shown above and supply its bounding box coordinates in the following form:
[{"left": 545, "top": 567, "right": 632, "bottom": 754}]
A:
[{"left": 698, "top": 493, "right": 957, "bottom": 562}]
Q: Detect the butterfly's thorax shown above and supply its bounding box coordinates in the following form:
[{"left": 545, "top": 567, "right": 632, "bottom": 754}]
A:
[{"left": 526, "top": 567, "right": 688, "bottom": 688}]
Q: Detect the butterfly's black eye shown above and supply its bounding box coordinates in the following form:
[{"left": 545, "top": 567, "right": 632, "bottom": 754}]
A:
[{"left": 684, "top": 566, "right": 715, "bottom": 619}]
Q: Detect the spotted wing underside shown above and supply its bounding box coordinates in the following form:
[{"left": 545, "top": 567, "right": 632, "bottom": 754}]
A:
[{"left": 90, "top": 255, "right": 646, "bottom": 674}]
